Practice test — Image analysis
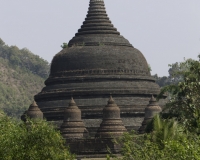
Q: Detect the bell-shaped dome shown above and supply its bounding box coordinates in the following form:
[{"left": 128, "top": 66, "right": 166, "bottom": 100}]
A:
[
  {"left": 21, "top": 101, "right": 43, "bottom": 122},
  {"left": 60, "top": 98, "right": 87, "bottom": 139},
  {"left": 50, "top": 0, "right": 149, "bottom": 76},
  {"left": 34, "top": 0, "right": 160, "bottom": 132},
  {"left": 96, "top": 96, "right": 127, "bottom": 138}
]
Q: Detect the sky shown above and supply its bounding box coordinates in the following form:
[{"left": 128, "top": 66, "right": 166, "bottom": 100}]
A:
[{"left": 0, "top": 0, "right": 200, "bottom": 77}]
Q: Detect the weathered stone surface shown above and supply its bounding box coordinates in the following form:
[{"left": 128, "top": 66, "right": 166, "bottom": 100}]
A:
[
  {"left": 34, "top": 0, "right": 160, "bottom": 131},
  {"left": 96, "top": 96, "right": 127, "bottom": 138},
  {"left": 139, "top": 95, "right": 162, "bottom": 133},
  {"left": 21, "top": 101, "right": 43, "bottom": 122},
  {"left": 67, "top": 138, "right": 122, "bottom": 158},
  {"left": 60, "top": 98, "right": 87, "bottom": 139}
]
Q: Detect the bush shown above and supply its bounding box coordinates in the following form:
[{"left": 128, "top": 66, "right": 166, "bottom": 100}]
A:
[
  {"left": 0, "top": 112, "right": 74, "bottom": 160},
  {"left": 158, "top": 57, "right": 200, "bottom": 133},
  {"left": 115, "top": 115, "right": 200, "bottom": 160},
  {"left": 118, "top": 131, "right": 200, "bottom": 160}
]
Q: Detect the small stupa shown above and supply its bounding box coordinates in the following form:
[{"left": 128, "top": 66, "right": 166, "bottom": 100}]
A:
[
  {"left": 95, "top": 96, "right": 127, "bottom": 138},
  {"left": 60, "top": 98, "right": 87, "bottom": 139},
  {"left": 21, "top": 101, "right": 43, "bottom": 122},
  {"left": 139, "top": 95, "right": 162, "bottom": 133}
]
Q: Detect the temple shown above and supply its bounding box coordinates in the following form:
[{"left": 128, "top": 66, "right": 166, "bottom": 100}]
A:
[
  {"left": 21, "top": 0, "right": 162, "bottom": 157},
  {"left": 19, "top": 3, "right": 163, "bottom": 158},
  {"left": 34, "top": 0, "right": 160, "bottom": 136}
]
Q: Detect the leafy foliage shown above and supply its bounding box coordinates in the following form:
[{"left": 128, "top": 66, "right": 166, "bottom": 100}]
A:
[
  {"left": 153, "top": 74, "right": 172, "bottom": 87},
  {"left": 146, "top": 115, "right": 182, "bottom": 146},
  {"left": 0, "top": 38, "right": 49, "bottom": 79},
  {"left": 0, "top": 112, "right": 74, "bottom": 160},
  {"left": 153, "top": 58, "right": 194, "bottom": 87},
  {"left": 115, "top": 116, "right": 200, "bottom": 160},
  {"left": 61, "top": 43, "right": 68, "bottom": 49},
  {"left": 118, "top": 132, "right": 200, "bottom": 160},
  {"left": 158, "top": 57, "right": 200, "bottom": 132},
  {"left": 0, "top": 38, "right": 50, "bottom": 118}
]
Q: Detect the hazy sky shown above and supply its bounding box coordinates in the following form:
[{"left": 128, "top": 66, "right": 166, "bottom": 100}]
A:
[{"left": 1, "top": 0, "right": 200, "bottom": 76}]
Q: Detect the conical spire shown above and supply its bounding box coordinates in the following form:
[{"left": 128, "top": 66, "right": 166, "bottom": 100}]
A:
[
  {"left": 75, "top": 0, "right": 120, "bottom": 36},
  {"left": 69, "top": 97, "right": 76, "bottom": 107},
  {"left": 21, "top": 100, "right": 43, "bottom": 122},
  {"left": 108, "top": 95, "right": 115, "bottom": 104},
  {"left": 32, "top": 100, "right": 37, "bottom": 106},
  {"left": 67, "top": 0, "right": 132, "bottom": 47},
  {"left": 149, "top": 95, "right": 157, "bottom": 103}
]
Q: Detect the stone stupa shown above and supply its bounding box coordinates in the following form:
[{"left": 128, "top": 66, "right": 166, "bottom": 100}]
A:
[
  {"left": 21, "top": 101, "right": 43, "bottom": 122},
  {"left": 139, "top": 95, "right": 162, "bottom": 133},
  {"left": 60, "top": 98, "right": 87, "bottom": 139},
  {"left": 96, "top": 96, "right": 127, "bottom": 138},
  {"left": 34, "top": 0, "right": 160, "bottom": 134}
]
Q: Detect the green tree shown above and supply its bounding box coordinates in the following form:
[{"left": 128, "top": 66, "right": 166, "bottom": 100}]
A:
[
  {"left": 61, "top": 43, "right": 68, "bottom": 49},
  {"left": 158, "top": 56, "right": 200, "bottom": 133},
  {"left": 0, "top": 38, "right": 5, "bottom": 46},
  {"left": 116, "top": 116, "right": 200, "bottom": 160},
  {"left": 0, "top": 39, "right": 50, "bottom": 79},
  {"left": 0, "top": 38, "right": 50, "bottom": 118},
  {"left": 0, "top": 112, "right": 74, "bottom": 160},
  {"left": 152, "top": 58, "right": 194, "bottom": 87}
]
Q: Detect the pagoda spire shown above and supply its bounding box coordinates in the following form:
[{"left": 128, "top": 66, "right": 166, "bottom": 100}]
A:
[{"left": 75, "top": 0, "right": 120, "bottom": 36}]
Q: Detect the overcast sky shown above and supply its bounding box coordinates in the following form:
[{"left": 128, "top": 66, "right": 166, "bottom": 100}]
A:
[{"left": 1, "top": 0, "right": 200, "bottom": 76}]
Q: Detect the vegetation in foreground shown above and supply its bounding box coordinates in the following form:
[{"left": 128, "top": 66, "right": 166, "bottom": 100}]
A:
[
  {"left": 0, "top": 111, "right": 74, "bottom": 160},
  {"left": 116, "top": 115, "right": 200, "bottom": 160}
]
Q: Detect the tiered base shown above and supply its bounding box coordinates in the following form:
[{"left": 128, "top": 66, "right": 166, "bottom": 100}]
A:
[{"left": 66, "top": 138, "right": 122, "bottom": 158}]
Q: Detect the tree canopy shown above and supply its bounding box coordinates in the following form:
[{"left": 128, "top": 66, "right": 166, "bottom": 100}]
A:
[
  {"left": 158, "top": 56, "right": 200, "bottom": 133},
  {"left": 0, "top": 39, "right": 50, "bottom": 79},
  {"left": 0, "top": 38, "right": 50, "bottom": 118},
  {"left": 153, "top": 58, "right": 195, "bottom": 87},
  {"left": 0, "top": 111, "right": 74, "bottom": 160}
]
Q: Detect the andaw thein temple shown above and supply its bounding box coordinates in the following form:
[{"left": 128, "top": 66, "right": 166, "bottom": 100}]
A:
[{"left": 22, "top": 0, "right": 162, "bottom": 158}]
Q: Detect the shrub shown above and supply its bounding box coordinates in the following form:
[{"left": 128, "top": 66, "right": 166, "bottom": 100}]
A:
[
  {"left": 0, "top": 112, "right": 74, "bottom": 160},
  {"left": 118, "top": 131, "right": 200, "bottom": 160},
  {"left": 116, "top": 115, "right": 200, "bottom": 160}
]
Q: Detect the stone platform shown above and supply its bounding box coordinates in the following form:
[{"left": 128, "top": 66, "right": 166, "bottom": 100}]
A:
[{"left": 66, "top": 138, "right": 122, "bottom": 159}]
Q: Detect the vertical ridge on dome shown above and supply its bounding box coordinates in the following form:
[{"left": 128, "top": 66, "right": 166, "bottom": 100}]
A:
[{"left": 75, "top": 0, "right": 120, "bottom": 36}]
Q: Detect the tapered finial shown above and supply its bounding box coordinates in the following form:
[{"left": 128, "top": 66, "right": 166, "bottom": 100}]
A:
[
  {"left": 32, "top": 100, "right": 38, "bottom": 107},
  {"left": 150, "top": 95, "right": 156, "bottom": 102},
  {"left": 108, "top": 95, "right": 115, "bottom": 104},
  {"left": 69, "top": 97, "right": 76, "bottom": 106}
]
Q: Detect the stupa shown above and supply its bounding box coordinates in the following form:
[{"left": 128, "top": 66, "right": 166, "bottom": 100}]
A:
[
  {"left": 21, "top": 101, "right": 43, "bottom": 122},
  {"left": 34, "top": 0, "right": 160, "bottom": 134},
  {"left": 139, "top": 95, "right": 162, "bottom": 133},
  {"left": 96, "top": 96, "right": 127, "bottom": 138},
  {"left": 60, "top": 98, "right": 87, "bottom": 139}
]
